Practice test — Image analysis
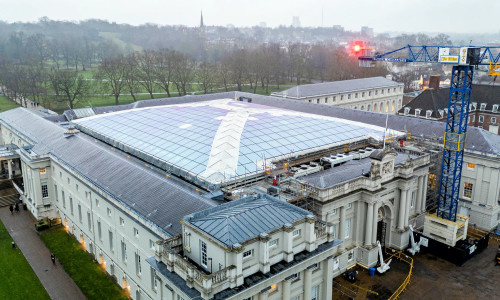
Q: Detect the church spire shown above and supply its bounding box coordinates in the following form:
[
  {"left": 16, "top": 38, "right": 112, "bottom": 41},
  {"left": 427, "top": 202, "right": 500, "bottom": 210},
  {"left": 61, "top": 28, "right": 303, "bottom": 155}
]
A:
[{"left": 200, "top": 11, "right": 204, "bottom": 28}]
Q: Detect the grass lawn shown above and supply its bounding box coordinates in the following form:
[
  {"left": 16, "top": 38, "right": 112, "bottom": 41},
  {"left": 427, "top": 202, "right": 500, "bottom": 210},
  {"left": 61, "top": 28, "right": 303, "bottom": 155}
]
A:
[
  {"left": 0, "top": 96, "right": 20, "bottom": 113},
  {"left": 0, "top": 219, "right": 50, "bottom": 300},
  {"left": 39, "top": 227, "right": 127, "bottom": 300}
]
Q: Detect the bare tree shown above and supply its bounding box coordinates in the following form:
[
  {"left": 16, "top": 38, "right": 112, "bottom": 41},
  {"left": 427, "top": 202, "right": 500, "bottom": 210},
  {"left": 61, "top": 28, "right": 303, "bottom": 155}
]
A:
[
  {"left": 96, "top": 56, "right": 127, "bottom": 105},
  {"left": 172, "top": 52, "right": 194, "bottom": 96},
  {"left": 197, "top": 61, "right": 217, "bottom": 94},
  {"left": 136, "top": 50, "right": 156, "bottom": 98},
  {"left": 49, "top": 69, "right": 89, "bottom": 109},
  {"left": 153, "top": 49, "right": 175, "bottom": 97},
  {"left": 122, "top": 54, "right": 140, "bottom": 102}
]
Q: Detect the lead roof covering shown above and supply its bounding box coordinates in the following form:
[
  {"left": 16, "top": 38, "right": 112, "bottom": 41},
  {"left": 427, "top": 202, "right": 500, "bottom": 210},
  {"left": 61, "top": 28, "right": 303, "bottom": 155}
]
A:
[{"left": 183, "top": 194, "right": 312, "bottom": 247}]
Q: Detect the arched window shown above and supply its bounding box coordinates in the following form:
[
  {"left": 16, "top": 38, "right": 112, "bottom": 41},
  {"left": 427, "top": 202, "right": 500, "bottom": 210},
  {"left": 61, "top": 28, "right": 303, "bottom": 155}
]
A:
[
  {"left": 368, "top": 104, "right": 371, "bottom": 111},
  {"left": 374, "top": 103, "right": 377, "bottom": 112},
  {"left": 392, "top": 100, "right": 395, "bottom": 111},
  {"left": 380, "top": 102, "right": 384, "bottom": 112},
  {"left": 361, "top": 105, "right": 365, "bottom": 110},
  {"left": 386, "top": 102, "right": 389, "bottom": 112}
]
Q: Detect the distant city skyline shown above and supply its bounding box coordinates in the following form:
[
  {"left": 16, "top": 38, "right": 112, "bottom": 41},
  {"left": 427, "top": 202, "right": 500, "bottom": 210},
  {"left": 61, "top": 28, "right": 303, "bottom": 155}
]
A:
[{"left": 0, "top": 0, "right": 497, "bottom": 34}]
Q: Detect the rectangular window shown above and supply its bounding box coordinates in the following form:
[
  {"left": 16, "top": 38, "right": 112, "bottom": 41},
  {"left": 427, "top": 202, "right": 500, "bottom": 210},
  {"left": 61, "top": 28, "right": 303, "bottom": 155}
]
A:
[
  {"left": 269, "top": 283, "right": 278, "bottom": 294},
  {"left": 87, "top": 212, "right": 92, "bottom": 231},
  {"left": 243, "top": 249, "right": 253, "bottom": 259},
  {"left": 67, "top": 178, "right": 70, "bottom": 184},
  {"left": 331, "top": 208, "right": 337, "bottom": 215},
  {"left": 59, "top": 171, "right": 62, "bottom": 178},
  {"left": 316, "top": 99, "right": 319, "bottom": 104},
  {"left": 341, "top": 95, "right": 344, "bottom": 100},
  {"left": 134, "top": 228, "right": 139, "bottom": 238},
  {"left": 76, "top": 184, "right": 79, "bottom": 191},
  {"left": 347, "top": 203, "right": 352, "bottom": 209},
  {"left": 135, "top": 253, "right": 142, "bottom": 275},
  {"left": 479, "top": 115, "right": 484, "bottom": 123},
  {"left": 70, "top": 198, "right": 74, "bottom": 215},
  {"left": 39, "top": 168, "right": 46, "bottom": 174},
  {"left": 345, "top": 219, "right": 351, "bottom": 238},
  {"left": 152, "top": 269, "right": 158, "bottom": 290},
  {"left": 269, "top": 239, "right": 278, "bottom": 247},
  {"left": 120, "top": 217, "right": 125, "bottom": 226},
  {"left": 62, "top": 190, "right": 66, "bottom": 208},
  {"left": 332, "top": 224, "right": 337, "bottom": 239},
  {"left": 311, "top": 285, "right": 319, "bottom": 300},
  {"left": 348, "top": 250, "right": 354, "bottom": 261},
  {"left": 150, "top": 240, "right": 155, "bottom": 250},
  {"left": 348, "top": 94, "right": 351, "bottom": 100},
  {"left": 492, "top": 117, "right": 497, "bottom": 124},
  {"left": 324, "top": 97, "right": 328, "bottom": 103},
  {"left": 355, "top": 93, "right": 358, "bottom": 98},
  {"left": 310, "top": 263, "right": 320, "bottom": 271},
  {"left": 362, "top": 92, "right": 365, "bottom": 97},
  {"left": 369, "top": 91, "right": 372, "bottom": 96},
  {"left": 122, "top": 241, "right": 127, "bottom": 261},
  {"left": 333, "top": 96, "right": 336, "bottom": 102},
  {"left": 95, "top": 199, "right": 99, "bottom": 207},
  {"left": 109, "top": 230, "right": 114, "bottom": 251},
  {"left": 41, "top": 183, "right": 49, "bottom": 198},
  {"left": 201, "top": 241, "right": 207, "bottom": 267},
  {"left": 54, "top": 185, "right": 58, "bottom": 202},
  {"left": 290, "top": 272, "right": 300, "bottom": 281},
  {"left": 480, "top": 103, "right": 486, "bottom": 110},
  {"left": 467, "top": 162, "right": 476, "bottom": 169},
  {"left": 464, "top": 182, "right": 473, "bottom": 198},
  {"left": 78, "top": 204, "right": 82, "bottom": 223},
  {"left": 98, "top": 221, "right": 102, "bottom": 240},
  {"left": 411, "top": 191, "right": 415, "bottom": 208},
  {"left": 381, "top": 89, "right": 384, "bottom": 94},
  {"left": 107, "top": 208, "right": 111, "bottom": 217},
  {"left": 292, "top": 229, "right": 301, "bottom": 237}
]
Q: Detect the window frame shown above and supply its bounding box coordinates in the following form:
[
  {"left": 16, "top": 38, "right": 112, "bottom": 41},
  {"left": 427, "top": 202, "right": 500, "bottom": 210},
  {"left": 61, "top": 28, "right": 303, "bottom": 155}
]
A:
[
  {"left": 463, "top": 182, "right": 473, "bottom": 199},
  {"left": 243, "top": 249, "right": 253, "bottom": 259}
]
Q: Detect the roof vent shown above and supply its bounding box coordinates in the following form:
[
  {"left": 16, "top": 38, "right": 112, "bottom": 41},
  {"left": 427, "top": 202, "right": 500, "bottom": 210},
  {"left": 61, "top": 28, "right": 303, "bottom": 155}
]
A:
[{"left": 64, "top": 125, "right": 80, "bottom": 138}]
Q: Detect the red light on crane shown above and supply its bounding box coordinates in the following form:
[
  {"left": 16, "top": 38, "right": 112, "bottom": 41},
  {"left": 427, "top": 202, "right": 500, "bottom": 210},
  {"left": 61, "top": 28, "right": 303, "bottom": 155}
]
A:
[{"left": 353, "top": 44, "right": 361, "bottom": 53}]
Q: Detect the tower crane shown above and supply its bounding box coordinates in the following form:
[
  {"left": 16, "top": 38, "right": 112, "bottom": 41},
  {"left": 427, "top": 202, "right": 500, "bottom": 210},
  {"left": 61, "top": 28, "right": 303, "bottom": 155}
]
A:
[{"left": 359, "top": 45, "right": 500, "bottom": 246}]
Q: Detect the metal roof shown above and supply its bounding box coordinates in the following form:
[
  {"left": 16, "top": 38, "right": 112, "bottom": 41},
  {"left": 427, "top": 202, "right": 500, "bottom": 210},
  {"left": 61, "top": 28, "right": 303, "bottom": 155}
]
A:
[
  {"left": 0, "top": 108, "right": 217, "bottom": 236},
  {"left": 183, "top": 194, "right": 313, "bottom": 247},
  {"left": 73, "top": 99, "right": 398, "bottom": 190},
  {"left": 300, "top": 151, "right": 419, "bottom": 189},
  {"left": 271, "top": 77, "right": 402, "bottom": 98}
]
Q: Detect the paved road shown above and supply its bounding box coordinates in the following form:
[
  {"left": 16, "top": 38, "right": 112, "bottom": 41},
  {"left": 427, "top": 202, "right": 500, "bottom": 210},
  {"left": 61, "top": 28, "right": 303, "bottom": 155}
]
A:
[{"left": 0, "top": 207, "right": 86, "bottom": 300}]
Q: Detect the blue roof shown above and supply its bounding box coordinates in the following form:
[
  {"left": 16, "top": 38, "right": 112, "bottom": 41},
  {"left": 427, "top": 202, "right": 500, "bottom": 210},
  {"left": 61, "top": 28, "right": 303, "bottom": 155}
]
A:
[{"left": 183, "top": 194, "right": 312, "bottom": 247}]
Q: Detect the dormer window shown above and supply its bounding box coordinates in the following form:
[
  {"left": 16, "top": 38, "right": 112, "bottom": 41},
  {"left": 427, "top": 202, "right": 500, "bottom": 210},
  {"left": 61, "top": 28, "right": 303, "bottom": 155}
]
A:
[
  {"left": 493, "top": 104, "right": 498, "bottom": 113},
  {"left": 426, "top": 110, "right": 432, "bottom": 119},
  {"left": 404, "top": 107, "right": 410, "bottom": 116},
  {"left": 480, "top": 103, "right": 487, "bottom": 111},
  {"left": 415, "top": 109, "right": 421, "bottom": 117}
]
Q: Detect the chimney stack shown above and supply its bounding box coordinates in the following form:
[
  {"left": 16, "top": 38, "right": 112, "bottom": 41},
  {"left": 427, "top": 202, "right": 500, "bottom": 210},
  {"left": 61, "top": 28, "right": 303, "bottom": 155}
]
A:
[{"left": 429, "top": 75, "right": 440, "bottom": 90}]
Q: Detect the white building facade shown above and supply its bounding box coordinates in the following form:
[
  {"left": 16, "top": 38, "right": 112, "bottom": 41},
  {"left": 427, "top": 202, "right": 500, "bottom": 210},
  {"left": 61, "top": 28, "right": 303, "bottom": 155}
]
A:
[{"left": 272, "top": 77, "right": 404, "bottom": 114}]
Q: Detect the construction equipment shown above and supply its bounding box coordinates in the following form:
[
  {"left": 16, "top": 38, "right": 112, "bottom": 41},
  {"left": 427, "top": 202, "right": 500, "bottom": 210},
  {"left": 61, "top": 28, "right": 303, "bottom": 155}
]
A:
[
  {"left": 377, "top": 240, "right": 391, "bottom": 273},
  {"left": 360, "top": 45, "right": 500, "bottom": 247},
  {"left": 496, "top": 246, "right": 500, "bottom": 265}
]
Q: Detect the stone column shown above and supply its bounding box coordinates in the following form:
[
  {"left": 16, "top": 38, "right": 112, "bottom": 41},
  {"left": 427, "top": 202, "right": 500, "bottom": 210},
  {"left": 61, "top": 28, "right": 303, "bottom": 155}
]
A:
[
  {"left": 421, "top": 175, "right": 429, "bottom": 212},
  {"left": 415, "top": 176, "right": 423, "bottom": 213},
  {"left": 258, "top": 290, "right": 268, "bottom": 300},
  {"left": 258, "top": 233, "right": 270, "bottom": 273},
  {"left": 398, "top": 188, "right": 407, "bottom": 230},
  {"left": 338, "top": 206, "right": 346, "bottom": 251},
  {"left": 7, "top": 159, "right": 12, "bottom": 179},
  {"left": 281, "top": 278, "right": 291, "bottom": 300},
  {"left": 322, "top": 256, "right": 334, "bottom": 300},
  {"left": 404, "top": 190, "right": 412, "bottom": 227},
  {"left": 305, "top": 215, "right": 317, "bottom": 252},
  {"left": 304, "top": 268, "right": 312, "bottom": 300},
  {"left": 364, "top": 202, "right": 374, "bottom": 246},
  {"left": 283, "top": 223, "right": 294, "bottom": 262},
  {"left": 371, "top": 202, "right": 379, "bottom": 245}
]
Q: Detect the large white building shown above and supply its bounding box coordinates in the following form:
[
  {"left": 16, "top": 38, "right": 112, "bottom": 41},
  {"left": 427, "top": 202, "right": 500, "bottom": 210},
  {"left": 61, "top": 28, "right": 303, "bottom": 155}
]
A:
[
  {"left": 271, "top": 77, "right": 404, "bottom": 114},
  {"left": 7, "top": 91, "right": 499, "bottom": 299}
]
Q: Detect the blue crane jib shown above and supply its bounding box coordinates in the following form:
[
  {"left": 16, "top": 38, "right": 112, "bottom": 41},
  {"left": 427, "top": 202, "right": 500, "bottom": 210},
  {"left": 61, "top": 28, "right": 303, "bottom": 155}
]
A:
[{"left": 358, "top": 45, "right": 497, "bottom": 222}]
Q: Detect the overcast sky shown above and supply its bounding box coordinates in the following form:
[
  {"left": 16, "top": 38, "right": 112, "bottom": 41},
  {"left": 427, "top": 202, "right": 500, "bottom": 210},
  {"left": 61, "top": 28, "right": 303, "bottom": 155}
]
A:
[{"left": 0, "top": 0, "right": 496, "bottom": 34}]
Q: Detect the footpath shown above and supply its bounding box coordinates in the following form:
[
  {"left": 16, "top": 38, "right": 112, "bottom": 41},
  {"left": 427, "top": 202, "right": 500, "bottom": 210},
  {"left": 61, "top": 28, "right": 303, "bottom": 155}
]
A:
[{"left": 0, "top": 206, "right": 86, "bottom": 300}]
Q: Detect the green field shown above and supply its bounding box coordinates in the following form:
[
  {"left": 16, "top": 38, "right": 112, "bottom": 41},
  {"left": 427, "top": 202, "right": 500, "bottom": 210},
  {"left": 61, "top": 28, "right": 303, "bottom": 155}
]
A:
[
  {"left": 39, "top": 227, "right": 127, "bottom": 300},
  {"left": 0, "top": 219, "right": 50, "bottom": 300},
  {"left": 0, "top": 96, "right": 20, "bottom": 113}
]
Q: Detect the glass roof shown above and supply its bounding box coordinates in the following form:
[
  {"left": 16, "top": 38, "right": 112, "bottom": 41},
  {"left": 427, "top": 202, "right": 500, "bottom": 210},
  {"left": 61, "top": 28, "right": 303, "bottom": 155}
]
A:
[{"left": 74, "top": 99, "right": 395, "bottom": 188}]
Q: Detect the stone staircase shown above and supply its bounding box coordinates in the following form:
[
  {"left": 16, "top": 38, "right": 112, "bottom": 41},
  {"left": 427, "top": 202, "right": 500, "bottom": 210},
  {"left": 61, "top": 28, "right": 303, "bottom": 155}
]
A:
[{"left": 0, "top": 179, "right": 19, "bottom": 207}]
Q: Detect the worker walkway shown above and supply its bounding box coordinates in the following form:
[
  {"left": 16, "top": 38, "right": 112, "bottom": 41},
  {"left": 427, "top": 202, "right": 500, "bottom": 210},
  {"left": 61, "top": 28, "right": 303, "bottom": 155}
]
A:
[{"left": 0, "top": 206, "right": 85, "bottom": 300}]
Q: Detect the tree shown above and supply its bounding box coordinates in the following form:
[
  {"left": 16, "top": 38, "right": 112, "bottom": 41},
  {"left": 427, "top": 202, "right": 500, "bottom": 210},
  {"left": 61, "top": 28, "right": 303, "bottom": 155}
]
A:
[
  {"left": 153, "top": 49, "right": 175, "bottom": 97},
  {"left": 197, "top": 61, "right": 217, "bottom": 94},
  {"left": 96, "top": 56, "right": 127, "bottom": 105},
  {"left": 136, "top": 50, "right": 156, "bottom": 98},
  {"left": 172, "top": 52, "right": 194, "bottom": 96},
  {"left": 49, "top": 69, "right": 89, "bottom": 109},
  {"left": 122, "top": 54, "right": 140, "bottom": 102}
]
